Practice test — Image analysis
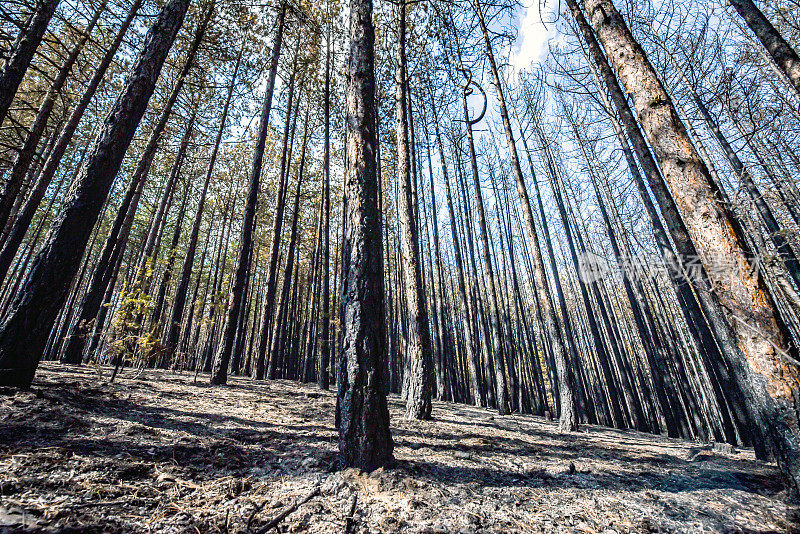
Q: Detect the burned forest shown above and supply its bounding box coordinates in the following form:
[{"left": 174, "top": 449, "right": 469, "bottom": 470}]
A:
[{"left": 0, "top": 0, "right": 798, "bottom": 531}]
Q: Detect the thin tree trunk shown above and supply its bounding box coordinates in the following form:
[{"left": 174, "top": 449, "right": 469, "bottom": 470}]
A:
[
  {"left": 164, "top": 45, "right": 241, "bottom": 359},
  {"left": 0, "top": 0, "right": 106, "bottom": 240},
  {"left": 318, "top": 19, "right": 333, "bottom": 390},
  {"left": 136, "top": 101, "right": 199, "bottom": 289},
  {"left": 268, "top": 111, "right": 309, "bottom": 378},
  {"left": 210, "top": 1, "right": 286, "bottom": 385},
  {"left": 151, "top": 170, "right": 192, "bottom": 339},
  {"left": 263, "top": 62, "right": 301, "bottom": 380},
  {"left": 568, "top": 0, "right": 750, "bottom": 445},
  {"left": 58, "top": 9, "right": 210, "bottom": 366},
  {"left": 0, "top": 0, "right": 61, "bottom": 127},
  {"left": 461, "top": 86, "right": 509, "bottom": 415},
  {"left": 433, "top": 116, "right": 481, "bottom": 406},
  {"left": 728, "top": 0, "right": 800, "bottom": 96},
  {"left": 396, "top": 0, "right": 432, "bottom": 420}
]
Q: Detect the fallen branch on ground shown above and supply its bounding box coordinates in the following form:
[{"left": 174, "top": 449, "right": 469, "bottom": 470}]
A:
[
  {"left": 250, "top": 483, "right": 322, "bottom": 533},
  {"left": 344, "top": 493, "right": 358, "bottom": 533}
]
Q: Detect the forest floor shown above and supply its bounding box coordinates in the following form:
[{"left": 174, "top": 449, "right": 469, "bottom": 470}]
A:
[{"left": 0, "top": 363, "right": 785, "bottom": 533}]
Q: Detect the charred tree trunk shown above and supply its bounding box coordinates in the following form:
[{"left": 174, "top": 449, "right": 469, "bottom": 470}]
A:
[
  {"left": 210, "top": 1, "right": 286, "bottom": 385},
  {"left": 0, "top": 0, "right": 106, "bottom": 241},
  {"left": 581, "top": 0, "right": 800, "bottom": 496},
  {"left": 0, "top": 0, "right": 143, "bottom": 283},
  {"left": 395, "top": 0, "right": 433, "bottom": 420},
  {"left": 0, "top": 0, "right": 61, "bottom": 127},
  {"left": 337, "top": 0, "right": 393, "bottom": 469},
  {"left": 727, "top": 0, "right": 800, "bottom": 96},
  {"left": 58, "top": 8, "right": 210, "bottom": 366},
  {"left": 0, "top": 0, "right": 192, "bottom": 387}
]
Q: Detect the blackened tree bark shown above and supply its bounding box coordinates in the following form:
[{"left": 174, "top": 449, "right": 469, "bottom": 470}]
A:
[
  {"left": 395, "top": 0, "right": 433, "bottom": 420},
  {"left": 567, "top": 0, "right": 746, "bottom": 444},
  {"left": 0, "top": 0, "right": 61, "bottom": 127},
  {"left": 0, "top": 0, "right": 106, "bottom": 241},
  {"left": 318, "top": 18, "right": 332, "bottom": 391},
  {"left": 58, "top": 7, "right": 211, "bottom": 366},
  {"left": 337, "top": 0, "right": 393, "bottom": 470},
  {"left": 210, "top": 1, "right": 286, "bottom": 385},
  {"left": 727, "top": 0, "right": 800, "bottom": 95},
  {"left": 0, "top": 0, "right": 192, "bottom": 388},
  {"left": 0, "top": 0, "right": 143, "bottom": 283},
  {"left": 59, "top": 150, "right": 144, "bottom": 365},
  {"left": 461, "top": 83, "right": 509, "bottom": 415}
]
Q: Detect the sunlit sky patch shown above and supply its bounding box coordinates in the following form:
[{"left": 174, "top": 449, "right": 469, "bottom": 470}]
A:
[{"left": 510, "top": 0, "right": 558, "bottom": 74}]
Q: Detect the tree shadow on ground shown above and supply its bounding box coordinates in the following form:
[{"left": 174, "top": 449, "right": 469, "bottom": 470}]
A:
[{"left": 1, "top": 364, "right": 783, "bottom": 501}]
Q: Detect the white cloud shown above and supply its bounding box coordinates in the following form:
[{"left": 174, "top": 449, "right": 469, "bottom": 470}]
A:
[{"left": 510, "top": 0, "right": 557, "bottom": 74}]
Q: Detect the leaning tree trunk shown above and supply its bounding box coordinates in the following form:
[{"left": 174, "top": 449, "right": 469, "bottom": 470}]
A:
[
  {"left": 0, "top": 0, "right": 61, "bottom": 127},
  {"left": 58, "top": 7, "right": 210, "bottom": 366},
  {"left": 0, "top": 0, "right": 192, "bottom": 388},
  {"left": 567, "top": 0, "right": 747, "bottom": 444},
  {"left": 337, "top": 0, "right": 393, "bottom": 470},
  {"left": 727, "top": 0, "right": 800, "bottom": 96},
  {"left": 0, "top": 0, "right": 106, "bottom": 241},
  {"left": 395, "top": 0, "right": 433, "bottom": 420},
  {"left": 581, "top": 0, "right": 800, "bottom": 498},
  {"left": 0, "top": 0, "right": 143, "bottom": 283},
  {"left": 268, "top": 114, "right": 309, "bottom": 379},
  {"left": 210, "top": 1, "right": 286, "bottom": 385}
]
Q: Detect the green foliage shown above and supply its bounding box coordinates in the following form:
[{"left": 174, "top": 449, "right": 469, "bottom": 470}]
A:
[{"left": 104, "top": 261, "right": 166, "bottom": 367}]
